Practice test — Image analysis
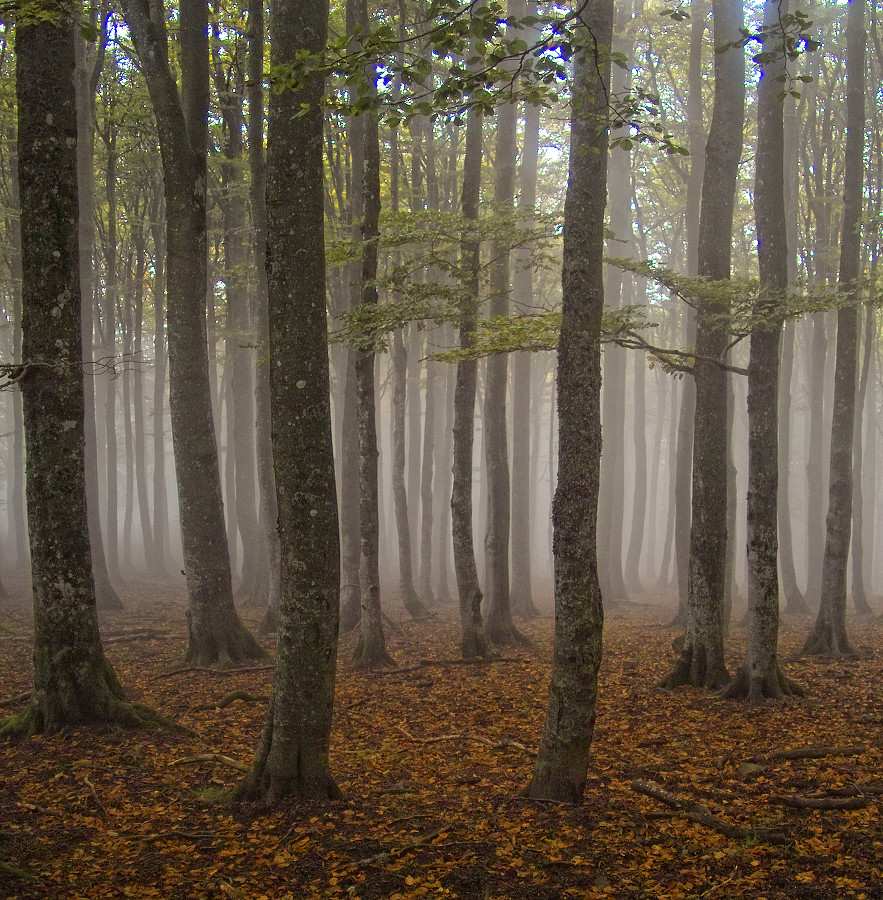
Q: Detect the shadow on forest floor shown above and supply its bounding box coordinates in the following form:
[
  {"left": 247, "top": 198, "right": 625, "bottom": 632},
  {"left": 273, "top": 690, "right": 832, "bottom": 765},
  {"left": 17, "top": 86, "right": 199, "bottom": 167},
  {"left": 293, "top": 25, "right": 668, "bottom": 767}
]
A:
[{"left": 1, "top": 583, "right": 881, "bottom": 899}]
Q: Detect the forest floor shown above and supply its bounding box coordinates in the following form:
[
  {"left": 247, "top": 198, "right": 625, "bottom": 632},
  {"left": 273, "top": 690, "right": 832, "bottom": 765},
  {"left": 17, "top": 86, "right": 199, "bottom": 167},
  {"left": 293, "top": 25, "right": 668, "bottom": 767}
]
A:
[{"left": 1, "top": 582, "right": 882, "bottom": 900}]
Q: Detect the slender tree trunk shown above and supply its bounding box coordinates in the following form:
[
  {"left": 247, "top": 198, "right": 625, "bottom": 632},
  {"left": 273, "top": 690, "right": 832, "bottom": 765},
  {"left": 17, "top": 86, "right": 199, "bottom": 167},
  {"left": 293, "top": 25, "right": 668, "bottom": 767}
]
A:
[
  {"left": 804, "top": 0, "right": 864, "bottom": 656},
  {"left": 122, "top": 0, "right": 264, "bottom": 666},
  {"left": 661, "top": 0, "right": 744, "bottom": 690},
  {"left": 521, "top": 2, "right": 611, "bottom": 800},
  {"left": 235, "top": 0, "right": 341, "bottom": 801},
  {"left": 3, "top": 16, "right": 161, "bottom": 735},
  {"left": 435, "top": 330, "right": 456, "bottom": 604},
  {"left": 625, "top": 274, "right": 648, "bottom": 589},
  {"left": 452, "top": 107, "right": 489, "bottom": 660}
]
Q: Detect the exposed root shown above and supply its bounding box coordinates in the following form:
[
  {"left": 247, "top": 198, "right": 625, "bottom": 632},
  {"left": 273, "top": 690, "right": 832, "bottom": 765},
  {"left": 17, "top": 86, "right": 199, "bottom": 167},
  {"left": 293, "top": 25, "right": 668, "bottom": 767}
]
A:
[
  {"left": 352, "top": 634, "right": 396, "bottom": 670},
  {"left": 194, "top": 691, "right": 268, "bottom": 712},
  {"left": 171, "top": 753, "right": 249, "bottom": 773},
  {"left": 396, "top": 725, "right": 535, "bottom": 757},
  {"left": 658, "top": 642, "right": 729, "bottom": 691},
  {"left": 719, "top": 665, "right": 805, "bottom": 704},
  {"left": 401, "top": 588, "right": 432, "bottom": 620},
  {"left": 750, "top": 745, "right": 866, "bottom": 764},
  {"left": 185, "top": 617, "right": 269, "bottom": 669},
  {"left": 780, "top": 794, "right": 868, "bottom": 810}
]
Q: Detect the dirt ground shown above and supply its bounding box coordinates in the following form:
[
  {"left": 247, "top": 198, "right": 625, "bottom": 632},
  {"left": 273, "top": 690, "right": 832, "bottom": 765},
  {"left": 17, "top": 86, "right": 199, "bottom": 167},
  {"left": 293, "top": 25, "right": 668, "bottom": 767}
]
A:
[{"left": 1, "top": 582, "right": 881, "bottom": 900}]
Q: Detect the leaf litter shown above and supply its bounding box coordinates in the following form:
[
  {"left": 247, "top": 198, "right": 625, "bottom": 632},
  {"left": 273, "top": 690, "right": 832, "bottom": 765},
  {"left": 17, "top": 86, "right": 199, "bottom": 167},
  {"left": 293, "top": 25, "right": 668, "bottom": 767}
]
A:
[{"left": 1, "top": 582, "right": 881, "bottom": 899}]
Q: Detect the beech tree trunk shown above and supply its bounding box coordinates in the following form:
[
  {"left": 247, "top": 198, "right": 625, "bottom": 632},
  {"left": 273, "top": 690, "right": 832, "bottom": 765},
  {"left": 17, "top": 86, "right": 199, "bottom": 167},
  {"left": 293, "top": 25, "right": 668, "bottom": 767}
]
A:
[
  {"left": 122, "top": 0, "right": 264, "bottom": 667},
  {"left": 452, "top": 106, "right": 489, "bottom": 660},
  {"left": 721, "top": 0, "right": 802, "bottom": 702},
  {"left": 235, "top": 0, "right": 341, "bottom": 802},
  {"left": 661, "top": 0, "right": 744, "bottom": 691},
  {"left": 521, "top": 1, "right": 610, "bottom": 801},
  {"left": 804, "top": 0, "right": 864, "bottom": 657},
  {"left": 2, "top": 16, "right": 160, "bottom": 736}
]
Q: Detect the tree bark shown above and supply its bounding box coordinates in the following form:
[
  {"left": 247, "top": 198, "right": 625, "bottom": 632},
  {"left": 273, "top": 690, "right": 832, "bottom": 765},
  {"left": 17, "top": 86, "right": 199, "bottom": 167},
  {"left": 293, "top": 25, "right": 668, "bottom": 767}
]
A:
[
  {"left": 2, "top": 16, "right": 160, "bottom": 736},
  {"left": 520, "top": 2, "right": 610, "bottom": 801},
  {"left": 452, "top": 106, "right": 490, "bottom": 660},
  {"left": 660, "top": 0, "right": 744, "bottom": 691},
  {"left": 235, "top": 0, "right": 341, "bottom": 802},
  {"left": 804, "top": 0, "right": 864, "bottom": 657},
  {"left": 122, "top": 0, "right": 264, "bottom": 666}
]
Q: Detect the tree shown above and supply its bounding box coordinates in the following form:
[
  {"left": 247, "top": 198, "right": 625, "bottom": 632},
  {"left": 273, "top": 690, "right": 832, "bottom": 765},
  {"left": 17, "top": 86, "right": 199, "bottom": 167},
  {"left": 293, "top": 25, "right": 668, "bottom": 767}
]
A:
[
  {"left": 721, "top": 0, "right": 803, "bottom": 702},
  {"left": 121, "top": 0, "right": 264, "bottom": 667},
  {"left": 660, "top": 0, "right": 745, "bottom": 691},
  {"left": 803, "top": 0, "right": 865, "bottom": 657},
  {"left": 234, "top": 0, "right": 342, "bottom": 802},
  {"left": 2, "top": 8, "right": 160, "bottom": 736},
  {"left": 520, "top": 0, "right": 611, "bottom": 802}
]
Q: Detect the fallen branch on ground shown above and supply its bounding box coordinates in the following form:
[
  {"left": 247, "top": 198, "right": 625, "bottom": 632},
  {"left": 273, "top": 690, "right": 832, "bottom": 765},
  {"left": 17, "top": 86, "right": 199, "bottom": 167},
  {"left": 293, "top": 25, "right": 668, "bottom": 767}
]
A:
[
  {"left": 82, "top": 776, "right": 109, "bottom": 819},
  {"left": 631, "top": 779, "right": 788, "bottom": 845},
  {"left": 354, "top": 825, "right": 447, "bottom": 869},
  {"left": 170, "top": 754, "right": 249, "bottom": 773},
  {"left": 397, "top": 725, "right": 536, "bottom": 757},
  {"left": 150, "top": 665, "right": 275, "bottom": 682},
  {"left": 194, "top": 691, "right": 268, "bottom": 712},
  {"left": 779, "top": 795, "right": 868, "bottom": 810},
  {"left": 104, "top": 629, "right": 169, "bottom": 645},
  {"left": 750, "top": 745, "right": 866, "bottom": 764},
  {"left": 371, "top": 657, "right": 522, "bottom": 677}
]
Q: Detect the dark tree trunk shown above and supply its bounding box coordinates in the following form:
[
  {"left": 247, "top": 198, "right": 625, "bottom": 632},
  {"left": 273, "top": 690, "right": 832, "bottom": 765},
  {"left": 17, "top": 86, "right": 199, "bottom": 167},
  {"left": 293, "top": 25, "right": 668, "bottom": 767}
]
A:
[
  {"left": 660, "top": 0, "right": 744, "bottom": 691},
  {"left": 484, "top": 35, "right": 523, "bottom": 646},
  {"left": 804, "top": 0, "right": 864, "bottom": 657},
  {"left": 2, "top": 17, "right": 160, "bottom": 736},
  {"left": 520, "top": 1, "right": 610, "bottom": 801},
  {"left": 247, "top": 0, "right": 281, "bottom": 635},
  {"left": 353, "top": 45, "right": 393, "bottom": 669},
  {"left": 452, "top": 107, "right": 489, "bottom": 660},
  {"left": 721, "top": 0, "right": 803, "bottom": 702},
  {"left": 234, "top": 0, "right": 342, "bottom": 802},
  {"left": 122, "top": 0, "right": 264, "bottom": 666}
]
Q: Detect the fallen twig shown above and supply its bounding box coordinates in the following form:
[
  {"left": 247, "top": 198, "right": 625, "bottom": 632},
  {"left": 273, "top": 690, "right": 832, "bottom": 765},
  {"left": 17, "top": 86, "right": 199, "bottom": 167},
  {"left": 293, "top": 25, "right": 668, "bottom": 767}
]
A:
[
  {"left": 354, "top": 825, "right": 447, "bottom": 869},
  {"left": 397, "top": 725, "right": 536, "bottom": 757},
  {"left": 779, "top": 795, "right": 868, "bottom": 811},
  {"left": 0, "top": 691, "right": 31, "bottom": 708},
  {"left": 151, "top": 665, "right": 275, "bottom": 682},
  {"left": 750, "top": 745, "right": 867, "bottom": 764},
  {"left": 170, "top": 753, "right": 249, "bottom": 773},
  {"left": 104, "top": 629, "right": 169, "bottom": 645},
  {"left": 631, "top": 779, "right": 788, "bottom": 845},
  {"left": 371, "top": 657, "right": 522, "bottom": 677},
  {"left": 82, "top": 776, "right": 109, "bottom": 819},
  {"left": 194, "top": 691, "right": 268, "bottom": 712}
]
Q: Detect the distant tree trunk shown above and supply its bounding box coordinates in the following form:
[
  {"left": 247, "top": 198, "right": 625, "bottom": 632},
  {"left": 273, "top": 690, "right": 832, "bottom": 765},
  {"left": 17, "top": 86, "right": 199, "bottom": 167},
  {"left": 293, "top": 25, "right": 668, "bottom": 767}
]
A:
[
  {"left": 484, "top": 42, "right": 523, "bottom": 646},
  {"left": 75, "top": 27, "right": 122, "bottom": 612},
  {"left": 435, "top": 333, "right": 456, "bottom": 604},
  {"left": 511, "top": 91, "right": 540, "bottom": 618},
  {"left": 234, "top": 0, "right": 342, "bottom": 802},
  {"left": 625, "top": 273, "right": 648, "bottom": 589},
  {"left": 452, "top": 107, "right": 489, "bottom": 660},
  {"left": 353, "top": 44, "right": 393, "bottom": 669},
  {"left": 804, "top": 0, "right": 864, "bottom": 657},
  {"left": 721, "top": 0, "right": 803, "bottom": 701},
  {"left": 2, "top": 16, "right": 161, "bottom": 736},
  {"left": 122, "top": 0, "right": 264, "bottom": 666},
  {"left": 661, "top": 0, "right": 744, "bottom": 690},
  {"left": 520, "top": 1, "right": 610, "bottom": 800},
  {"left": 247, "top": 0, "right": 281, "bottom": 635}
]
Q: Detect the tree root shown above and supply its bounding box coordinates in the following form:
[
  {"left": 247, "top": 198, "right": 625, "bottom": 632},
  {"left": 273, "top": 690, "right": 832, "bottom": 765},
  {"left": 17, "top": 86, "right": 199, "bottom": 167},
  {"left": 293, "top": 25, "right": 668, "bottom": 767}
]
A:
[
  {"left": 170, "top": 753, "right": 249, "bottom": 773},
  {"left": 750, "top": 745, "right": 866, "bottom": 764},
  {"left": 194, "top": 691, "right": 268, "bottom": 712},
  {"left": 631, "top": 779, "right": 788, "bottom": 844},
  {"left": 0, "top": 691, "right": 31, "bottom": 708},
  {"left": 367, "top": 656, "right": 521, "bottom": 677},
  {"left": 658, "top": 643, "right": 729, "bottom": 691},
  {"left": 396, "top": 725, "right": 536, "bottom": 757},
  {"left": 150, "top": 665, "right": 275, "bottom": 682},
  {"left": 718, "top": 665, "right": 804, "bottom": 703},
  {"left": 82, "top": 775, "right": 108, "bottom": 819}
]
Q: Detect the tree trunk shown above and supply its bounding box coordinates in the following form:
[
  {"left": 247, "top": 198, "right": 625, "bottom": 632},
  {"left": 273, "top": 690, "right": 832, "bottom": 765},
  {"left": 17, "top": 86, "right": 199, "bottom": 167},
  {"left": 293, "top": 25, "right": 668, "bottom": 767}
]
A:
[
  {"left": 452, "top": 107, "right": 489, "bottom": 660},
  {"left": 660, "top": 0, "right": 744, "bottom": 691},
  {"left": 235, "top": 0, "right": 341, "bottom": 801},
  {"left": 435, "top": 329, "right": 456, "bottom": 605},
  {"left": 804, "top": 0, "right": 864, "bottom": 657},
  {"left": 484, "top": 28, "right": 523, "bottom": 646},
  {"left": 122, "top": 0, "right": 264, "bottom": 667},
  {"left": 3, "top": 17, "right": 160, "bottom": 736},
  {"left": 721, "top": 0, "right": 803, "bottom": 701},
  {"left": 625, "top": 273, "right": 647, "bottom": 589},
  {"left": 520, "top": 2, "right": 611, "bottom": 800}
]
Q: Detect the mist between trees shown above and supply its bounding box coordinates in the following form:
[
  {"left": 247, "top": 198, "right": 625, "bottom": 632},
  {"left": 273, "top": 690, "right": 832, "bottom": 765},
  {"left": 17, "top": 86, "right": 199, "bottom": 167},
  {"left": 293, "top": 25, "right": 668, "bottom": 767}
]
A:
[{"left": 0, "top": 0, "right": 882, "bottom": 802}]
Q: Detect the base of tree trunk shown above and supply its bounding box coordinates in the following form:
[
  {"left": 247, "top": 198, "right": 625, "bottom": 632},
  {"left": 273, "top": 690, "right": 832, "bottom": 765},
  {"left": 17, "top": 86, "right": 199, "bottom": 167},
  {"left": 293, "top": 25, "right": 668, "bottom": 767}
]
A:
[
  {"left": 783, "top": 591, "right": 810, "bottom": 617},
  {"left": 461, "top": 626, "right": 491, "bottom": 660},
  {"left": 0, "top": 655, "right": 169, "bottom": 736},
  {"left": 485, "top": 610, "right": 530, "bottom": 648},
  {"left": 185, "top": 617, "right": 268, "bottom": 669},
  {"left": 659, "top": 642, "right": 729, "bottom": 691},
  {"left": 339, "top": 588, "right": 361, "bottom": 633},
  {"left": 666, "top": 607, "right": 687, "bottom": 629},
  {"left": 718, "top": 664, "right": 804, "bottom": 704},
  {"left": 96, "top": 582, "right": 124, "bottom": 612},
  {"left": 852, "top": 592, "right": 874, "bottom": 618},
  {"left": 352, "top": 634, "right": 395, "bottom": 670},
  {"left": 259, "top": 603, "right": 279, "bottom": 636},
  {"left": 435, "top": 581, "right": 453, "bottom": 605},
  {"left": 511, "top": 590, "right": 542, "bottom": 620},
  {"left": 236, "top": 568, "right": 268, "bottom": 610},
  {"left": 801, "top": 623, "right": 856, "bottom": 657},
  {"left": 519, "top": 770, "right": 582, "bottom": 803},
  {"left": 402, "top": 588, "right": 431, "bottom": 620}
]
